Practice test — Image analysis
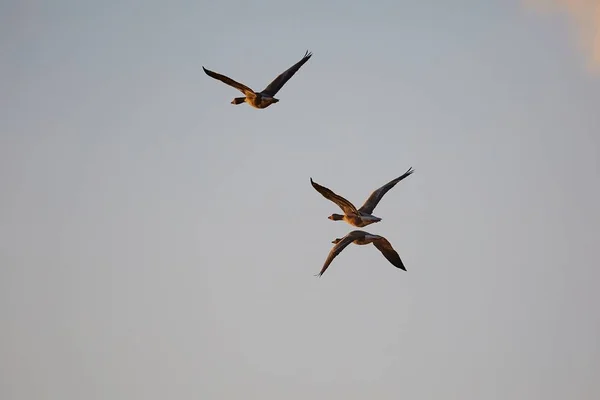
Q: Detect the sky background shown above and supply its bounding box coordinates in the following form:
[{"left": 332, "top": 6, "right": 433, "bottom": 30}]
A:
[{"left": 2, "top": 1, "right": 599, "bottom": 399}]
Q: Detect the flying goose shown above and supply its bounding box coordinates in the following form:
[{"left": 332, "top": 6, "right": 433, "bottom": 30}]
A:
[
  {"left": 202, "top": 50, "right": 313, "bottom": 109},
  {"left": 310, "top": 167, "right": 414, "bottom": 227},
  {"left": 316, "top": 230, "right": 406, "bottom": 277}
]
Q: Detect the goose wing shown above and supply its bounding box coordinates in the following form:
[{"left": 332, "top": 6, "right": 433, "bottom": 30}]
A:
[
  {"left": 260, "top": 50, "right": 312, "bottom": 97},
  {"left": 316, "top": 231, "right": 365, "bottom": 277},
  {"left": 202, "top": 67, "right": 255, "bottom": 96},
  {"left": 372, "top": 237, "right": 406, "bottom": 271},
  {"left": 310, "top": 178, "right": 358, "bottom": 215},
  {"left": 358, "top": 167, "right": 414, "bottom": 214}
]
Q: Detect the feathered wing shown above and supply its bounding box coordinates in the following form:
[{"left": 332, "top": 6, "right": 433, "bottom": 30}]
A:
[
  {"left": 316, "top": 231, "right": 363, "bottom": 277},
  {"left": 358, "top": 167, "right": 414, "bottom": 214},
  {"left": 310, "top": 178, "right": 358, "bottom": 215},
  {"left": 260, "top": 50, "right": 312, "bottom": 97},
  {"left": 202, "top": 67, "right": 255, "bottom": 96},
  {"left": 372, "top": 238, "right": 406, "bottom": 271}
]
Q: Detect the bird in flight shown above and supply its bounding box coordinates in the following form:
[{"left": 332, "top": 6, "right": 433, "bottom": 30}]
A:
[
  {"left": 310, "top": 167, "right": 414, "bottom": 227},
  {"left": 316, "top": 230, "right": 406, "bottom": 277},
  {"left": 202, "top": 50, "right": 313, "bottom": 109}
]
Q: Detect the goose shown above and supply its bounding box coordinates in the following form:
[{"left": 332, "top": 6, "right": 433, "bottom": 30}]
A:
[
  {"left": 310, "top": 167, "right": 414, "bottom": 227},
  {"left": 316, "top": 230, "right": 406, "bottom": 277},
  {"left": 202, "top": 50, "right": 312, "bottom": 109}
]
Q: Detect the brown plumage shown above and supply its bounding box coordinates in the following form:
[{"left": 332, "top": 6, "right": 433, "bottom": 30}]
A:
[
  {"left": 316, "top": 230, "right": 406, "bottom": 277},
  {"left": 202, "top": 50, "right": 312, "bottom": 109},
  {"left": 310, "top": 167, "right": 414, "bottom": 227}
]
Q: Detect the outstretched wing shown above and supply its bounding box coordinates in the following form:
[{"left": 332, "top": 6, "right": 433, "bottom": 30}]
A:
[
  {"left": 358, "top": 167, "right": 414, "bottom": 214},
  {"left": 260, "top": 50, "right": 312, "bottom": 97},
  {"left": 310, "top": 178, "right": 358, "bottom": 215},
  {"left": 373, "top": 238, "right": 406, "bottom": 271},
  {"left": 316, "top": 231, "right": 363, "bottom": 277},
  {"left": 202, "top": 67, "right": 255, "bottom": 96}
]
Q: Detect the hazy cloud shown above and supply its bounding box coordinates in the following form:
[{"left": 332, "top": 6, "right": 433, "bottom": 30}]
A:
[{"left": 524, "top": 0, "right": 600, "bottom": 73}]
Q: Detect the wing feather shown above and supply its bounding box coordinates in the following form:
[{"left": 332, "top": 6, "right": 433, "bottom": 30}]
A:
[
  {"left": 203, "top": 67, "right": 255, "bottom": 96},
  {"left": 358, "top": 167, "right": 414, "bottom": 214},
  {"left": 310, "top": 178, "right": 358, "bottom": 215},
  {"left": 316, "top": 231, "right": 364, "bottom": 277},
  {"left": 260, "top": 50, "right": 312, "bottom": 97},
  {"left": 373, "top": 238, "right": 406, "bottom": 271}
]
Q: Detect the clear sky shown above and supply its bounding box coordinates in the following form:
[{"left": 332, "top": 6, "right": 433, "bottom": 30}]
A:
[{"left": 2, "top": 1, "right": 599, "bottom": 399}]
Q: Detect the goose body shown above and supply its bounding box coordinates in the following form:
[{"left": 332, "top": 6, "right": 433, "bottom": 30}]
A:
[
  {"left": 310, "top": 167, "right": 414, "bottom": 227},
  {"left": 202, "top": 50, "right": 312, "bottom": 109},
  {"left": 316, "top": 230, "right": 406, "bottom": 277}
]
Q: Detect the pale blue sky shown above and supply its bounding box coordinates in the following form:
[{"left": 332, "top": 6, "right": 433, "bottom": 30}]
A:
[{"left": 2, "top": 1, "right": 599, "bottom": 399}]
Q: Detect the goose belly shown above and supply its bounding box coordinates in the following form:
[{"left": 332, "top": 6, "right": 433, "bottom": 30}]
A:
[
  {"left": 353, "top": 214, "right": 381, "bottom": 227},
  {"left": 259, "top": 97, "right": 278, "bottom": 107}
]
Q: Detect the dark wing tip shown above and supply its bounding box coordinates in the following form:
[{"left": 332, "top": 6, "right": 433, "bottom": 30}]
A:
[
  {"left": 374, "top": 238, "right": 407, "bottom": 271},
  {"left": 310, "top": 178, "right": 326, "bottom": 192},
  {"left": 392, "top": 258, "right": 407, "bottom": 271},
  {"left": 395, "top": 257, "right": 407, "bottom": 271}
]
